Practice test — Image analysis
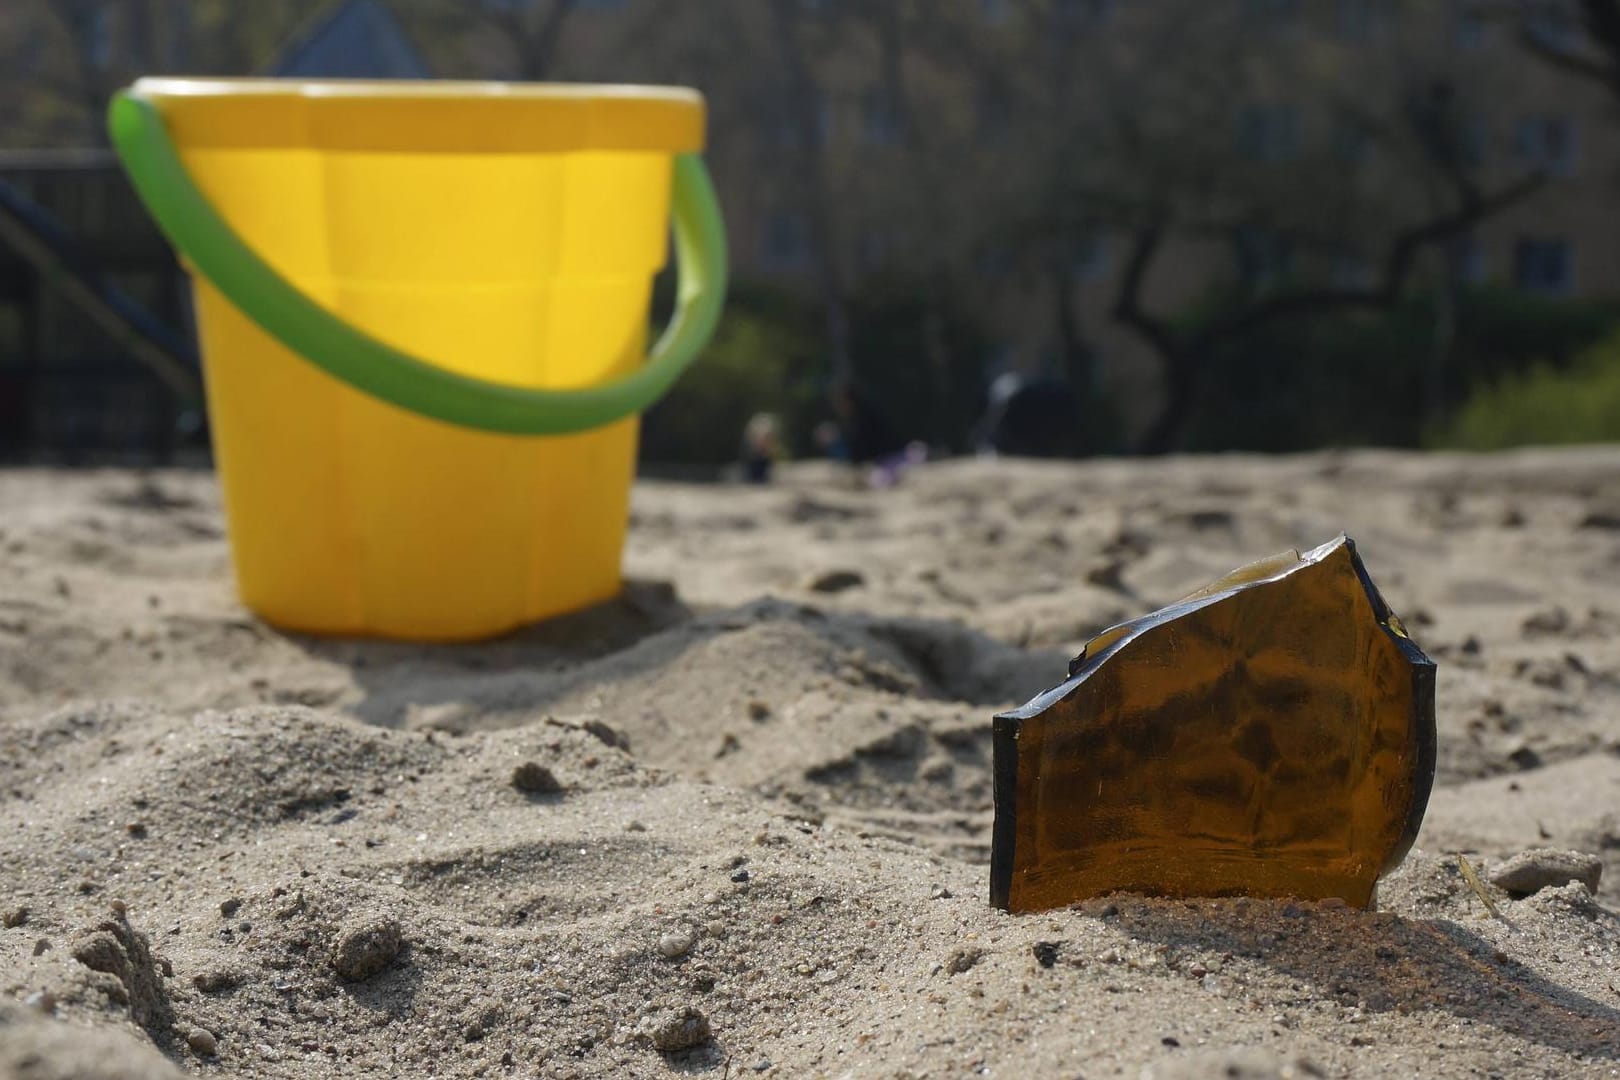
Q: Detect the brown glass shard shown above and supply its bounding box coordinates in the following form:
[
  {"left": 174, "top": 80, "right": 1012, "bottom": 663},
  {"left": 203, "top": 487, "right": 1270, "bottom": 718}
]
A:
[{"left": 990, "top": 535, "right": 1435, "bottom": 913}]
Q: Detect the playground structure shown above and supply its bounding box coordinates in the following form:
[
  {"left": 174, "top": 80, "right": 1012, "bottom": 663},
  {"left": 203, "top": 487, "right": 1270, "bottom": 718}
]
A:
[{"left": 0, "top": 151, "right": 200, "bottom": 462}]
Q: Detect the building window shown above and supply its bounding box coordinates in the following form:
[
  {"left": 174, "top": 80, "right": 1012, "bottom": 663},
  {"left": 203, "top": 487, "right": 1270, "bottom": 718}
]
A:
[
  {"left": 858, "top": 229, "right": 892, "bottom": 271},
  {"left": 763, "top": 212, "right": 812, "bottom": 270},
  {"left": 1450, "top": 235, "right": 1487, "bottom": 284},
  {"left": 1333, "top": 118, "right": 1372, "bottom": 163},
  {"left": 1331, "top": 253, "right": 1374, "bottom": 289},
  {"left": 1073, "top": 233, "right": 1109, "bottom": 281},
  {"left": 1337, "top": 0, "right": 1388, "bottom": 39},
  {"left": 1237, "top": 104, "right": 1299, "bottom": 162},
  {"left": 861, "top": 90, "right": 902, "bottom": 145},
  {"left": 977, "top": 86, "right": 1011, "bottom": 141},
  {"left": 771, "top": 93, "right": 830, "bottom": 149},
  {"left": 975, "top": 245, "right": 1015, "bottom": 281},
  {"left": 1514, "top": 237, "right": 1571, "bottom": 294},
  {"left": 87, "top": 7, "right": 113, "bottom": 67},
  {"left": 1247, "top": 0, "right": 1301, "bottom": 22},
  {"left": 1234, "top": 227, "right": 1293, "bottom": 286},
  {"left": 1054, "top": 0, "right": 1116, "bottom": 27},
  {"left": 1453, "top": 1, "right": 1488, "bottom": 48},
  {"left": 1523, "top": 0, "right": 1579, "bottom": 52},
  {"left": 1515, "top": 114, "right": 1578, "bottom": 176},
  {"left": 1457, "top": 114, "right": 1488, "bottom": 166}
]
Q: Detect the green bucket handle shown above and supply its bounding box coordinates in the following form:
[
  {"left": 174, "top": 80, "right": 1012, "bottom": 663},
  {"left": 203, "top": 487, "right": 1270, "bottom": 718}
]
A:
[{"left": 107, "top": 90, "right": 727, "bottom": 435}]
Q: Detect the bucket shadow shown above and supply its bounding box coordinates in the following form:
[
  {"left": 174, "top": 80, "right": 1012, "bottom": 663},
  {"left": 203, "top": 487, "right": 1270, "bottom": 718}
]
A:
[
  {"left": 290, "top": 577, "right": 695, "bottom": 729},
  {"left": 1110, "top": 898, "right": 1620, "bottom": 1061},
  {"left": 290, "top": 583, "right": 1071, "bottom": 735}
]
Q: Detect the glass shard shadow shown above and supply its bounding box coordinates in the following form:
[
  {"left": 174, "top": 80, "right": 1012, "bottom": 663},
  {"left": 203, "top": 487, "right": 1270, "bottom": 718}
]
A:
[{"left": 990, "top": 536, "right": 1435, "bottom": 913}]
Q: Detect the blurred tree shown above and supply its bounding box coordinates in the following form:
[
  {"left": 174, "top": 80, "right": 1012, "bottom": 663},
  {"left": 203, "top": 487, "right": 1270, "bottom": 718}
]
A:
[
  {"left": 961, "top": 2, "right": 1548, "bottom": 453},
  {"left": 2, "top": 0, "right": 326, "bottom": 146}
]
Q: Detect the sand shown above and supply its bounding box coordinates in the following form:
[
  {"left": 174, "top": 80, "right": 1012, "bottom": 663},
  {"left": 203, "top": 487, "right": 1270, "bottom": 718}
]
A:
[{"left": 1, "top": 448, "right": 1618, "bottom": 1079}]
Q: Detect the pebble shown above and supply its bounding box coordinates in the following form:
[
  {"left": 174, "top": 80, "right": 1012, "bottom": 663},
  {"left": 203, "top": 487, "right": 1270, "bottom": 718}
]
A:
[
  {"left": 330, "top": 916, "right": 404, "bottom": 981},
  {"left": 808, "top": 569, "right": 864, "bottom": 594},
  {"left": 23, "top": 991, "right": 55, "bottom": 1015},
  {"left": 1146, "top": 1047, "right": 1310, "bottom": 1079},
  {"left": 583, "top": 719, "right": 629, "bottom": 750},
  {"left": 704, "top": 921, "right": 725, "bottom": 938},
  {"left": 193, "top": 969, "right": 241, "bottom": 993},
  {"left": 657, "top": 931, "right": 695, "bottom": 959},
  {"left": 3, "top": 906, "right": 27, "bottom": 928},
  {"left": 109, "top": 898, "right": 128, "bottom": 918},
  {"left": 32, "top": 939, "right": 50, "bottom": 956},
  {"left": 730, "top": 869, "right": 751, "bottom": 883},
  {"left": 648, "top": 1006, "right": 711, "bottom": 1052},
  {"left": 511, "top": 762, "right": 564, "bottom": 794},
  {"left": 945, "top": 946, "right": 982, "bottom": 975},
  {"left": 220, "top": 897, "right": 243, "bottom": 918},
  {"left": 702, "top": 891, "right": 721, "bottom": 905},
  {"left": 1490, "top": 849, "right": 1603, "bottom": 896},
  {"left": 187, "top": 1028, "right": 218, "bottom": 1057}
]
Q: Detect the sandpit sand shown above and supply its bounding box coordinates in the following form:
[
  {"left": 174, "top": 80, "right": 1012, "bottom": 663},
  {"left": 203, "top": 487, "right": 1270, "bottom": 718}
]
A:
[{"left": 2, "top": 448, "right": 1619, "bottom": 1079}]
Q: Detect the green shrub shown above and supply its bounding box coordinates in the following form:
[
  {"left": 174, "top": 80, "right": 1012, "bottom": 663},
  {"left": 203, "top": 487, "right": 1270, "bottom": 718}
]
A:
[
  {"left": 639, "top": 299, "right": 820, "bottom": 465},
  {"left": 1180, "top": 287, "right": 1620, "bottom": 453},
  {"left": 1429, "top": 337, "right": 1620, "bottom": 450}
]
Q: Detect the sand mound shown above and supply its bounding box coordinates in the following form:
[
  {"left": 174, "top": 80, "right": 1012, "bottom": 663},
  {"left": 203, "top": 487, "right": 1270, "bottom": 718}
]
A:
[{"left": 4, "top": 451, "right": 1620, "bottom": 1077}]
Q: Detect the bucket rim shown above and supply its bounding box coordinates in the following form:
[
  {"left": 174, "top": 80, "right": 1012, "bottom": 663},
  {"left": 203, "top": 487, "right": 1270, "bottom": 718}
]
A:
[
  {"left": 132, "top": 76, "right": 704, "bottom": 107},
  {"left": 130, "top": 77, "right": 705, "bottom": 154}
]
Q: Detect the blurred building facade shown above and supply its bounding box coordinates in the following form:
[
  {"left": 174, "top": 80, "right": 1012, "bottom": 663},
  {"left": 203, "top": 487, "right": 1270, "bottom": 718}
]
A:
[{"left": 1, "top": 0, "right": 1615, "bottom": 457}]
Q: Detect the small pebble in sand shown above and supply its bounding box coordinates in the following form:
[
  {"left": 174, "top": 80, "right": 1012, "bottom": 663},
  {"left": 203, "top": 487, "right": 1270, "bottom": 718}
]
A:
[
  {"left": 23, "top": 991, "right": 55, "bottom": 1015},
  {"left": 187, "top": 1027, "right": 218, "bottom": 1057},
  {"left": 125, "top": 822, "right": 147, "bottom": 838},
  {"left": 511, "top": 762, "right": 563, "bottom": 794},
  {"left": 648, "top": 1006, "right": 711, "bottom": 1052},
  {"left": 626, "top": 821, "right": 648, "bottom": 833},
  {"left": 583, "top": 719, "right": 629, "bottom": 750},
  {"left": 330, "top": 917, "right": 404, "bottom": 981},
  {"left": 704, "top": 920, "right": 725, "bottom": 938},
  {"left": 32, "top": 939, "right": 50, "bottom": 956},
  {"left": 1490, "top": 849, "right": 1603, "bottom": 896},
  {"left": 193, "top": 969, "right": 241, "bottom": 993},
  {"left": 929, "top": 885, "right": 951, "bottom": 900},
  {"left": 3, "top": 906, "right": 27, "bottom": 928},
  {"left": 808, "top": 569, "right": 864, "bottom": 594},
  {"left": 109, "top": 898, "right": 127, "bottom": 919},
  {"left": 730, "top": 869, "right": 750, "bottom": 883},
  {"left": 657, "top": 931, "right": 695, "bottom": 959},
  {"left": 945, "top": 946, "right": 982, "bottom": 975},
  {"left": 219, "top": 898, "right": 243, "bottom": 918}
]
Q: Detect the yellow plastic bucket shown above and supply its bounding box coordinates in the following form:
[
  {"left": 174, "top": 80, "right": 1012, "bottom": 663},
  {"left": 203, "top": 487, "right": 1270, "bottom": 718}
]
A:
[{"left": 108, "top": 78, "right": 726, "bottom": 640}]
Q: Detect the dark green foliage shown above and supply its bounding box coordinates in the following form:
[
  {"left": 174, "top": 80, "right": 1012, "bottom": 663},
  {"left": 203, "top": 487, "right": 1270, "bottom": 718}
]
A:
[
  {"left": 638, "top": 285, "right": 821, "bottom": 465},
  {"left": 1180, "top": 288, "right": 1620, "bottom": 452},
  {"left": 1431, "top": 335, "right": 1620, "bottom": 449},
  {"left": 844, "top": 275, "right": 992, "bottom": 454}
]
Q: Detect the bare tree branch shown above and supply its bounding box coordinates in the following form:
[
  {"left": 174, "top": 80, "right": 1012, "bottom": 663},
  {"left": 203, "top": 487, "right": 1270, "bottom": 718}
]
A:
[
  {"left": 1197, "top": 172, "right": 1545, "bottom": 347},
  {"left": 1109, "top": 223, "right": 1179, "bottom": 361},
  {"left": 1518, "top": 24, "right": 1615, "bottom": 82}
]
